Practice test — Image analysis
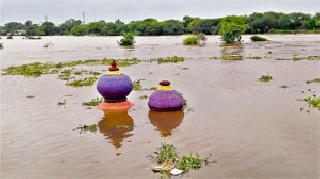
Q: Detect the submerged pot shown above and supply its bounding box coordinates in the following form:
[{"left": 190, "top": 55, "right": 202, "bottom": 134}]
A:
[
  {"left": 97, "top": 60, "right": 133, "bottom": 102},
  {"left": 148, "top": 80, "right": 184, "bottom": 111}
]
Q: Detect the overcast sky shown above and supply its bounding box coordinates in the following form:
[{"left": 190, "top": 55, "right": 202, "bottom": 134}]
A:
[{"left": 1, "top": 0, "right": 319, "bottom": 25}]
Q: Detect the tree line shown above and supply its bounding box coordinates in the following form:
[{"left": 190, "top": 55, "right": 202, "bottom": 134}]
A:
[{"left": 1, "top": 11, "right": 319, "bottom": 36}]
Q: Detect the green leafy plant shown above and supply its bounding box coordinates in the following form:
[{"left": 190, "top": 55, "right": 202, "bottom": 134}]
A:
[
  {"left": 258, "top": 75, "right": 273, "bottom": 82},
  {"left": 250, "top": 35, "right": 267, "bottom": 41},
  {"left": 304, "top": 96, "right": 320, "bottom": 109},
  {"left": 175, "top": 154, "right": 202, "bottom": 172},
  {"left": 152, "top": 142, "right": 179, "bottom": 164},
  {"left": 66, "top": 76, "right": 98, "bottom": 87},
  {"left": 118, "top": 33, "right": 135, "bottom": 46},
  {"left": 155, "top": 56, "right": 185, "bottom": 64}
]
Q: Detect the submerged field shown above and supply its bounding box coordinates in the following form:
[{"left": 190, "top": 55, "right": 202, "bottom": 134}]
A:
[{"left": 1, "top": 35, "right": 320, "bottom": 178}]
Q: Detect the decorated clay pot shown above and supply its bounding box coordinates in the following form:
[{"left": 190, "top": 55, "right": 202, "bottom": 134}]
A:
[
  {"left": 148, "top": 80, "right": 184, "bottom": 111},
  {"left": 97, "top": 60, "right": 133, "bottom": 102}
]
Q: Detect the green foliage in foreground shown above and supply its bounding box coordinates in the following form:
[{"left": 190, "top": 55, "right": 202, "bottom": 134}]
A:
[
  {"left": 250, "top": 35, "right": 268, "bottom": 41},
  {"left": 118, "top": 33, "right": 135, "bottom": 46},
  {"left": 258, "top": 75, "right": 273, "bottom": 82},
  {"left": 150, "top": 142, "right": 215, "bottom": 174},
  {"left": 152, "top": 142, "right": 179, "bottom": 164},
  {"left": 304, "top": 96, "right": 320, "bottom": 109},
  {"left": 219, "top": 16, "right": 248, "bottom": 43}
]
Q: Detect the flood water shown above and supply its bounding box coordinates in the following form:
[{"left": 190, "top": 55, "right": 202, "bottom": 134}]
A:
[{"left": 1, "top": 35, "right": 320, "bottom": 178}]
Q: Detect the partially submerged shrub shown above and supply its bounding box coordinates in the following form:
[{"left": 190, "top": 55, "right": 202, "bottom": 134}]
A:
[
  {"left": 250, "top": 35, "right": 267, "bottom": 41},
  {"left": 118, "top": 33, "right": 135, "bottom": 46},
  {"left": 183, "top": 33, "right": 206, "bottom": 46},
  {"left": 258, "top": 75, "right": 273, "bottom": 82},
  {"left": 219, "top": 16, "right": 248, "bottom": 43}
]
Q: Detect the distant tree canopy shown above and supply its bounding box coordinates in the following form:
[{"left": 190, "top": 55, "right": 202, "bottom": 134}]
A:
[{"left": 1, "top": 11, "right": 319, "bottom": 36}]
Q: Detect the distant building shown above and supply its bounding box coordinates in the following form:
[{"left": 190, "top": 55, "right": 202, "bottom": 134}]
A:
[{"left": 13, "top": 29, "right": 27, "bottom": 36}]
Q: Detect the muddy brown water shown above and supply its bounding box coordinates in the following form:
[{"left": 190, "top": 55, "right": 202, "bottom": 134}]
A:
[{"left": 1, "top": 35, "right": 320, "bottom": 178}]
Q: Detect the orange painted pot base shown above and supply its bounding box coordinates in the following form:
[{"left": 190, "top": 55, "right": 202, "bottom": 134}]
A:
[{"left": 96, "top": 101, "right": 133, "bottom": 110}]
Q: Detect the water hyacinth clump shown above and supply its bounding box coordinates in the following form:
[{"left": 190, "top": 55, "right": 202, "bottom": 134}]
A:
[
  {"left": 151, "top": 142, "right": 179, "bottom": 164},
  {"left": 66, "top": 76, "right": 98, "bottom": 87},
  {"left": 82, "top": 98, "right": 103, "bottom": 107},
  {"left": 155, "top": 56, "right": 185, "bottom": 64}
]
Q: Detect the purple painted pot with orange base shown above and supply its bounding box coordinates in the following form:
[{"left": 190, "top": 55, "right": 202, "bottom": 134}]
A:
[{"left": 148, "top": 80, "right": 184, "bottom": 111}]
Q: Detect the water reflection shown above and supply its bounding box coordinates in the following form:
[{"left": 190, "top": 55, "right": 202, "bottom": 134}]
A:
[
  {"left": 148, "top": 110, "right": 184, "bottom": 137},
  {"left": 98, "top": 110, "right": 134, "bottom": 149},
  {"left": 220, "top": 43, "right": 244, "bottom": 60}
]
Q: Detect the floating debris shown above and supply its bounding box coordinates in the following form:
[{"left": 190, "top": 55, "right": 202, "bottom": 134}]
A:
[
  {"left": 26, "top": 95, "right": 35, "bottom": 98},
  {"left": 57, "top": 100, "right": 66, "bottom": 106}
]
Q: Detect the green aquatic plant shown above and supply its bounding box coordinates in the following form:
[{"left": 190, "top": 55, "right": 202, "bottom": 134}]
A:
[
  {"left": 175, "top": 154, "right": 202, "bottom": 172},
  {"left": 1, "top": 58, "right": 141, "bottom": 76},
  {"left": 133, "top": 79, "right": 145, "bottom": 91},
  {"left": 57, "top": 100, "right": 66, "bottom": 106},
  {"left": 221, "top": 54, "right": 243, "bottom": 60},
  {"left": 258, "top": 75, "right": 273, "bottom": 82},
  {"left": 73, "top": 124, "right": 98, "bottom": 134},
  {"left": 82, "top": 98, "right": 103, "bottom": 107},
  {"left": 152, "top": 142, "right": 179, "bottom": 164},
  {"left": 138, "top": 94, "right": 149, "bottom": 99},
  {"left": 250, "top": 35, "right": 267, "bottom": 41},
  {"left": 306, "top": 78, "right": 320, "bottom": 84},
  {"left": 246, "top": 56, "right": 262, "bottom": 60},
  {"left": 304, "top": 96, "right": 320, "bottom": 109},
  {"left": 267, "top": 51, "right": 272, "bottom": 54},
  {"left": 155, "top": 56, "right": 185, "bottom": 64},
  {"left": 66, "top": 76, "right": 98, "bottom": 87},
  {"left": 118, "top": 33, "right": 135, "bottom": 46},
  {"left": 293, "top": 56, "right": 320, "bottom": 61},
  {"left": 280, "top": 85, "right": 289, "bottom": 89}
]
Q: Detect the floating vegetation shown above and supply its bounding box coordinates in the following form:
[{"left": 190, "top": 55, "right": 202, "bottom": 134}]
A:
[
  {"left": 0, "top": 43, "right": 3, "bottom": 49},
  {"left": 1, "top": 58, "right": 141, "bottom": 76},
  {"left": 246, "top": 56, "right": 262, "bottom": 60},
  {"left": 280, "top": 85, "right": 289, "bottom": 89},
  {"left": 267, "top": 51, "right": 272, "bottom": 54},
  {"left": 82, "top": 98, "right": 103, "bottom": 107},
  {"left": 221, "top": 54, "right": 243, "bottom": 61},
  {"left": 25, "top": 36, "right": 42, "bottom": 40},
  {"left": 138, "top": 94, "right": 149, "bottom": 99},
  {"left": 73, "top": 124, "right": 98, "bottom": 134},
  {"left": 258, "top": 75, "right": 273, "bottom": 82},
  {"left": 66, "top": 76, "right": 98, "bottom": 87},
  {"left": 26, "top": 95, "right": 35, "bottom": 98},
  {"left": 142, "top": 87, "right": 157, "bottom": 91},
  {"left": 306, "top": 78, "right": 320, "bottom": 84},
  {"left": 150, "top": 142, "right": 215, "bottom": 176},
  {"left": 250, "top": 35, "right": 268, "bottom": 41},
  {"left": 57, "top": 100, "right": 66, "bottom": 106},
  {"left": 154, "top": 56, "right": 185, "bottom": 64},
  {"left": 293, "top": 56, "right": 320, "bottom": 61},
  {"left": 304, "top": 95, "right": 320, "bottom": 109},
  {"left": 210, "top": 56, "right": 219, "bottom": 60}
]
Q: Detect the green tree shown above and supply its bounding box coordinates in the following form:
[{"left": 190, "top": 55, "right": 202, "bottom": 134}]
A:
[
  {"left": 42, "top": 22, "right": 58, "bottom": 35},
  {"left": 59, "top": 19, "right": 82, "bottom": 35},
  {"left": 219, "top": 16, "right": 248, "bottom": 43},
  {"left": 70, "top": 24, "right": 87, "bottom": 36}
]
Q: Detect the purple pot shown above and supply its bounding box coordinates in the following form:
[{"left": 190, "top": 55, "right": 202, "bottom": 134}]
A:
[
  {"left": 97, "top": 74, "right": 133, "bottom": 102},
  {"left": 148, "top": 90, "right": 184, "bottom": 111}
]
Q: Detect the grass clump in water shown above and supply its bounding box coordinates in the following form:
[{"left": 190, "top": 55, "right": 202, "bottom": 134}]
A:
[
  {"left": 250, "top": 35, "right": 268, "bottom": 41},
  {"left": 73, "top": 124, "right": 98, "bottom": 134},
  {"left": 82, "top": 98, "right": 103, "bottom": 107},
  {"left": 247, "top": 56, "right": 262, "bottom": 60},
  {"left": 258, "top": 75, "right": 273, "bottom": 82},
  {"left": 304, "top": 95, "right": 320, "bottom": 109},
  {"left": 66, "top": 76, "right": 98, "bottom": 87},
  {"left": 155, "top": 56, "right": 185, "bottom": 64},
  {"left": 306, "top": 78, "right": 320, "bottom": 84}
]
